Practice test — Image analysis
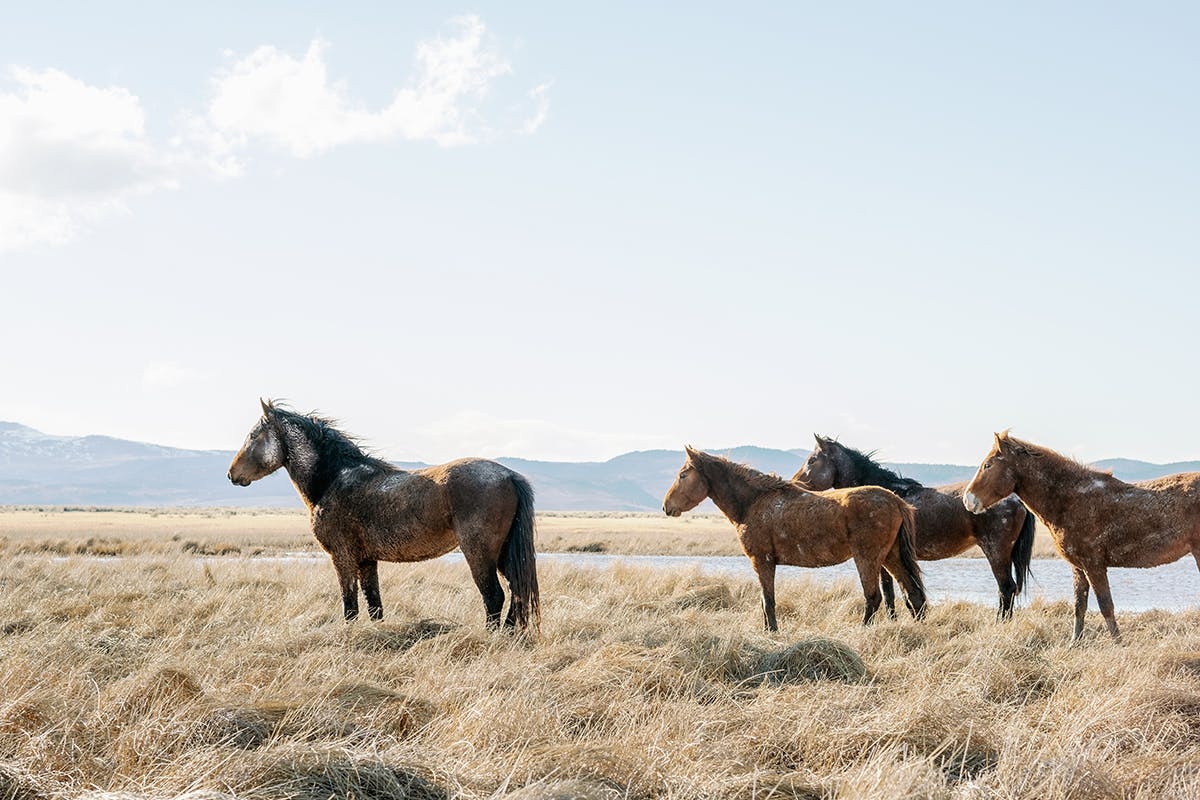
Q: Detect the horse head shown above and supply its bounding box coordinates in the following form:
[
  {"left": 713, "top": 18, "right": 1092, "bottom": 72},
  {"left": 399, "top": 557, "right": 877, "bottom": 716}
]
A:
[
  {"left": 663, "top": 445, "right": 710, "bottom": 516},
  {"left": 228, "top": 398, "right": 288, "bottom": 486},
  {"left": 793, "top": 434, "right": 839, "bottom": 490},
  {"left": 963, "top": 431, "right": 1019, "bottom": 513}
]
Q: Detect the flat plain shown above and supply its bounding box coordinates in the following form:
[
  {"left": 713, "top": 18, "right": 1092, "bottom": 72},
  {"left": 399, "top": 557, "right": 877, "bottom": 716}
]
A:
[{"left": 0, "top": 507, "right": 1062, "bottom": 559}]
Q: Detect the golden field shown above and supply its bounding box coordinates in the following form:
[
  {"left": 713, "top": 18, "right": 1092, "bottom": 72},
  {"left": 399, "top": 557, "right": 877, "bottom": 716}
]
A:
[{"left": 1, "top": 508, "right": 1195, "bottom": 799}]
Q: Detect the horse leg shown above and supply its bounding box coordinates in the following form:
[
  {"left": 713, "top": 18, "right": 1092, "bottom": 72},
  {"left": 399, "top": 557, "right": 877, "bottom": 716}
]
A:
[
  {"left": 359, "top": 559, "right": 383, "bottom": 621},
  {"left": 332, "top": 555, "right": 360, "bottom": 621},
  {"left": 461, "top": 544, "right": 506, "bottom": 630},
  {"left": 852, "top": 556, "right": 884, "bottom": 625},
  {"left": 880, "top": 570, "right": 897, "bottom": 619},
  {"left": 749, "top": 555, "right": 778, "bottom": 632},
  {"left": 1071, "top": 567, "right": 1090, "bottom": 642},
  {"left": 1083, "top": 566, "right": 1121, "bottom": 642},
  {"left": 981, "top": 546, "right": 1019, "bottom": 621}
]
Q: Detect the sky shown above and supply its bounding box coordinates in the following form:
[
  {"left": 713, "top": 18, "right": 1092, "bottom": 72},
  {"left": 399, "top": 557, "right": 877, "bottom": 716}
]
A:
[{"left": 1, "top": 2, "right": 1197, "bottom": 466}]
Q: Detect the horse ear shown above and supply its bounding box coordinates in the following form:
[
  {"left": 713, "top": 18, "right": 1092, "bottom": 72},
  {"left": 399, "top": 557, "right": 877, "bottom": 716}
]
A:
[
  {"left": 260, "top": 398, "right": 273, "bottom": 418},
  {"left": 684, "top": 444, "right": 699, "bottom": 460}
]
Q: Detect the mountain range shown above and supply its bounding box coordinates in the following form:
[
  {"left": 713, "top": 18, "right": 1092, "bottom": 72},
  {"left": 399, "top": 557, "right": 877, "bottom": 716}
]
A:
[{"left": 2, "top": 421, "right": 1197, "bottom": 511}]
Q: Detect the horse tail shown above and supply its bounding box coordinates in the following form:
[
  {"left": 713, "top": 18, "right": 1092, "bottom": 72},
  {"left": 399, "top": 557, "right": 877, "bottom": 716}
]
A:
[
  {"left": 1011, "top": 502, "right": 1036, "bottom": 595},
  {"left": 500, "top": 473, "right": 541, "bottom": 630},
  {"left": 896, "top": 500, "right": 927, "bottom": 617}
]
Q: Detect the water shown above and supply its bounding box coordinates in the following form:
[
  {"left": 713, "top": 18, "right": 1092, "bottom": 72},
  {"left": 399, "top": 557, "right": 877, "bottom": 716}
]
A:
[
  {"left": 458, "top": 552, "right": 1200, "bottom": 612},
  {"left": 56, "top": 551, "right": 1200, "bottom": 612}
]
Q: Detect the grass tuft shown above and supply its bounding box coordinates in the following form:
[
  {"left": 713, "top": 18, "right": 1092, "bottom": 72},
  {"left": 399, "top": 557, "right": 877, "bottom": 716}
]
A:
[{"left": 750, "top": 638, "right": 867, "bottom": 685}]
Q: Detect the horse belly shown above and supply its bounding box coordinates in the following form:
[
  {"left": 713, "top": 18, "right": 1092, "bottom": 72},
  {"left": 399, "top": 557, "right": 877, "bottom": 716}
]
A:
[
  {"left": 772, "top": 533, "right": 851, "bottom": 568},
  {"left": 370, "top": 526, "right": 459, "bottom": 563}
]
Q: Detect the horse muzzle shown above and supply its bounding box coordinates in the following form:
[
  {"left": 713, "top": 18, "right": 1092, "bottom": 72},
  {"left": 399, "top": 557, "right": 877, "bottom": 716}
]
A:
[
  {"left": 228, "top": 471, "right": 252, "bottom": 487},
  {"left": 962, "top": 492, "right": 985, "bottom": 514}
]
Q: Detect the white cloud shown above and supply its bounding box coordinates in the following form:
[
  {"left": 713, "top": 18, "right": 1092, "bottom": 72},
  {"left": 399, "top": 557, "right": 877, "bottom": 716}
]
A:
[
  {"left": 0, "top": 67, "right": 180, "bottom": 251},
  {"left": 204, "top": 15, "right": 532, "bottom": 157},
  {"left": 0, "top": 15, "right": 549, "bottom": 252}
]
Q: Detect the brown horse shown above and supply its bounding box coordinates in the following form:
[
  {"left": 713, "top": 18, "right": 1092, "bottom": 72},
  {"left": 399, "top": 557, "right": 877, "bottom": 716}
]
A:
[
  {"left": 794, "top": 435, "right": 1035, "bottom": 619},
  {"left": 964, "top": 431, "right": 1200, "bottom": 641},
  {"left": 228, "top": 400, "right": 539, "bottom": 630},
  {"left": 663, "top": 446, "right": 926, "bottom": 630}
]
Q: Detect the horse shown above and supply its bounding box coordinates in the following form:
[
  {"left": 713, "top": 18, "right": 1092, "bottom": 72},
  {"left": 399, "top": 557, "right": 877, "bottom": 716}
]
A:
[
  {"left": 964, "top": 431, "right": 1200, "bottom": 641},
  {"left": 663, "top": 446, "right": 926, "bottom": 631},
  {"left": 227, "top": 400, "right": 540, "bottom": 630},
  {"left": 793, "top": 435, "right": 1035, "bottom": 619}
]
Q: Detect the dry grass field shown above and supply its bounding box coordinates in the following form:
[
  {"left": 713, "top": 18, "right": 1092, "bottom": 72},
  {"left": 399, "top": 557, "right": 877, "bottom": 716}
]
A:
[
  {"left": 3, "top": 507, "right": 1189, "bottom": 800},
  {"left": 0, "top": 507, "right": 1061, "bottom": 560},
  {"left": 2, "top": 553, "right": 1200, "bottom": 800}
]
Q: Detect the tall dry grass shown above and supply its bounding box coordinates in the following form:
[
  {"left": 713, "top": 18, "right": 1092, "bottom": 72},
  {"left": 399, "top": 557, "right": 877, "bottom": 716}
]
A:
[{"left": 1, "top": 553, "right": 1198, "bottom": 799}]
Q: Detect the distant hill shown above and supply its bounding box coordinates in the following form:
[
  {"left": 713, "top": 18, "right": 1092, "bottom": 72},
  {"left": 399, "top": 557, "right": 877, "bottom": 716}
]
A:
[{"left": 0, "top": 421, "right": 1194, "bottom": 511}]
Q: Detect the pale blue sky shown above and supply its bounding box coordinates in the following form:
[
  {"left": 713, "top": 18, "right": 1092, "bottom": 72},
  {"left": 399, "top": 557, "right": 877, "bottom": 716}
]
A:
[{"left": 1, "top": 3, "right": 1197, "bottom": 465}]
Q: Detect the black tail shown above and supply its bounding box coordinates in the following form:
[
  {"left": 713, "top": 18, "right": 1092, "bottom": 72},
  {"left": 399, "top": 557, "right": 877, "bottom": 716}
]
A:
[
  {"left": 499, "top": 473, "right": 540, "bottom": 630},
  {"left": 1011, "top": 503, "right": 1036, "bottom": 595},
  {"left": 896, "top": 502, "right": 927, "bottom": 619}
]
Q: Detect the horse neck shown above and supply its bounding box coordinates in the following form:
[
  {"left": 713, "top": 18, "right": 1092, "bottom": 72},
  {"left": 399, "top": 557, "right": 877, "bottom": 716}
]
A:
[
  {"left": 1007, "top": 448, "right": 1092, "bottom": 529},
  {"left": 696, "top": 459, "right": 763, "bottom": 525},
  {"left": 279, "top": 423, "right": 323, "bottom": 508},
  {"left": 831, "top": 450, "right": 864, "bottom": 488},
  {"left": 837, "top": 448, "right": 915, "bottom": 494}
]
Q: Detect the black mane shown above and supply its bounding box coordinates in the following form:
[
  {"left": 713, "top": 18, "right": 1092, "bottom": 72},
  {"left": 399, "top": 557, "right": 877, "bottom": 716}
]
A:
[
  {"left": 833, "top": 441, "right": 925, "bottom": 496},
  {"left": 269, "top": 402, "right": 394, "bottom": 504}
]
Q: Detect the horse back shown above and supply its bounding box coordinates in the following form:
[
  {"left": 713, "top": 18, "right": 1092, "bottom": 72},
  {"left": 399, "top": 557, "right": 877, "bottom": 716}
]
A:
[
  {"left": 1135, "top": 471, "right": 1200, "bottom": 496},
  {"left": 418, "top": 458, "right": 522, "bottom": 530}
]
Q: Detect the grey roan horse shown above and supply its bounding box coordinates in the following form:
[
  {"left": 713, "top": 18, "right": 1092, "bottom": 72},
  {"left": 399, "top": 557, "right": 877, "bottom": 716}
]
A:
[{"left": 228, "top": 400, "right": 539, "bottom": 630}]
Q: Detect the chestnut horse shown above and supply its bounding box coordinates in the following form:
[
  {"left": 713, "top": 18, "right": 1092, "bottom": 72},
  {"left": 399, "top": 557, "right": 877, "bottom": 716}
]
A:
[
  {"left": 794, "top": 436, "right": 1035, "bottom": 619},
  {"left": 965, "top": 432, "right": 1200, "bottom": 641},
  {"left": 663, "top": 446, "right": 926, "bottom": 630},
  {"left": 228, "top": 400, "right": 539, "bottom": 630}
]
